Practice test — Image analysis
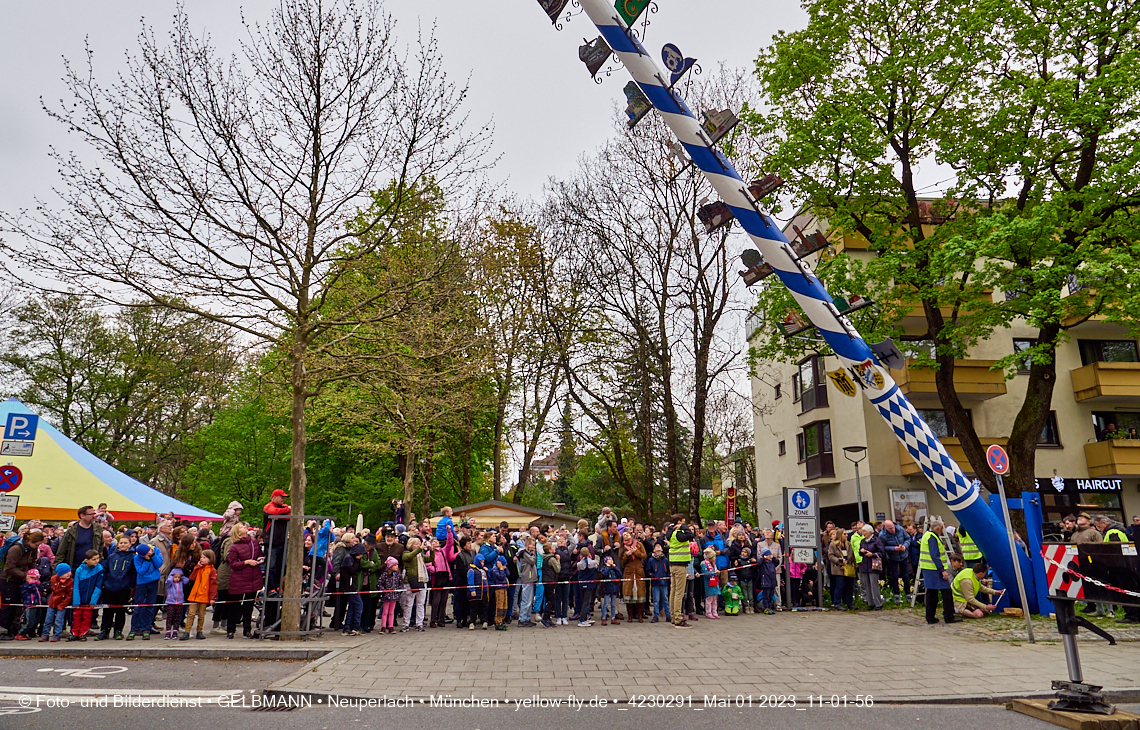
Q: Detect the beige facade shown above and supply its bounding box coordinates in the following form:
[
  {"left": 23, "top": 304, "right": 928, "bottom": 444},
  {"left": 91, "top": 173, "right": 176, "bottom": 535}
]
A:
[{"left": 748, "top": 214, "right": 1140, "bottom": 532}]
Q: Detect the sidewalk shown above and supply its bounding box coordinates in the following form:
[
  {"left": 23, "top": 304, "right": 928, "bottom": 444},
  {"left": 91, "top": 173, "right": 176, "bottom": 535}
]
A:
[{"left": 268, "top": 611, "right": 1140, "bottom": 702}]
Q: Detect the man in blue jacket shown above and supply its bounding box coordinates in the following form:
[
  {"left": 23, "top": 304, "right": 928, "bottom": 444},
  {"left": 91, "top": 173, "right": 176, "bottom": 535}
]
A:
[{"left": 879, "top": 520, "right": 911, "bottom": 604}]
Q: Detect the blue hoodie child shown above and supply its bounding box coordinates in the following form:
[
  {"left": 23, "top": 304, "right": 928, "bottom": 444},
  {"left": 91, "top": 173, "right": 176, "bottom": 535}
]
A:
[
  {"left": 133, "top": 543, "right": 163, "bottom": 585},
  {"left": 73, "top": 560, "right": 104, "bottom": 607},
  {"left": 599, "top": 557, "right": 621, "bottom": 595},
  {"left": 104, "top": 545, "right": 137, "bottom": 593},
  {"left": 434, "top": 514, "right": 455, "bottom": 541},
  {"left": 467, "top": 554, "right": 489, "bottom": 600}
]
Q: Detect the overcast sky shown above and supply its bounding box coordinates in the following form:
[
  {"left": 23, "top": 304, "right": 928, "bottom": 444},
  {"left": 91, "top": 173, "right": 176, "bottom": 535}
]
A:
[{"left": 0, "top": 1, "right": 807, "bottom": 217}]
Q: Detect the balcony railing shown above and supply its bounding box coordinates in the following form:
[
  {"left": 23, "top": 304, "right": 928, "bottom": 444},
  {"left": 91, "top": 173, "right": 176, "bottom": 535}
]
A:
[
  {"left": 1070, "top": 361, "right": 1140, "bottom": 402},
  {"left": 889, "top": 358, "right": 1007, "bottom": 401},
  {"left": 898, "top": 437, "right": 1006, "bottom": 476},
  {"left": 1084, "top": 439, "right": 1140, "bottom": 478}
]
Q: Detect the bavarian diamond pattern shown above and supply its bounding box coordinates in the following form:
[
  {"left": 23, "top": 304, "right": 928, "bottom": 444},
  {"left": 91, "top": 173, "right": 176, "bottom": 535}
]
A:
[{"left": 876, "top": 389, "right": 972, "bottom": 503}]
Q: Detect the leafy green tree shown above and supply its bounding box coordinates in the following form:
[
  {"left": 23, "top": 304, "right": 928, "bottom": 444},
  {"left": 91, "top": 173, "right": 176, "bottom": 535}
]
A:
[
  {"left": 1, "top": 293, "right": 237, "bottom": 494},
  {"left": 748, "top": 0, "right": 1140, "bottom": 495}
]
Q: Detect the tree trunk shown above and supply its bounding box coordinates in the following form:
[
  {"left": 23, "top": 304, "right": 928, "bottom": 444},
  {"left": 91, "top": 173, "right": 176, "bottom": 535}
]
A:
[
  {"left": 1006, "top": 327, "right": 1060, "bottom": 498},
  {"left": 420, "top": 439, "right": 434, "bottom": 521},
  {"left": 282, "top": 341, "right": 308, "bottom": 639},
  {"left": 687, "top": 337, "right": 711, "bottom": 520},
  {"left": 402, "top": 448, "right": 416, "bottom": 525},
  {"left": 636, "top": 333, "right": 656, "bottom": 517},
  {"left": 492, "top": 391, "right": 507, "bottom": 501},
  {"left": 924, "top": 300, "right": 998, "bottom": 493},
  {"left": 659, "top": 315, "right": 680, "bottom": 516},
  {"left": 461, "top": 432, "right": 472, "bottom": 505}
]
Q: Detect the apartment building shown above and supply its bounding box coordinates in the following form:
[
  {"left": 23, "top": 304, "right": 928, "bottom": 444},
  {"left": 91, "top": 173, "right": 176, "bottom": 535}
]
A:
[{"left": 747, "top": 213, "right": 1140, "bottom": 531}]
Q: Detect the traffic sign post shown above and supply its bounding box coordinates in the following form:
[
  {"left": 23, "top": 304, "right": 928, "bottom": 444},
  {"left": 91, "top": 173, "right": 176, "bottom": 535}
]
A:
[
  {"left": 987, "top": 444, "right": 1034, "bottom": 643},
  {"left": 0, "top": 494, "right": 18, "bottom": 514},
  {"left": 783, "top": 487, "right": 822, "bottom": 610},
  {"left": 0, "top": 514, "right": 13, "bottom": 532}
]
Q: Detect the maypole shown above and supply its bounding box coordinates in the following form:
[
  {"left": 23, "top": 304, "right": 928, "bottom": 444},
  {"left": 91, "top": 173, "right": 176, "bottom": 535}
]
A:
[{"left": 534, "top": 0, "right": 1035, "bottom": 607}]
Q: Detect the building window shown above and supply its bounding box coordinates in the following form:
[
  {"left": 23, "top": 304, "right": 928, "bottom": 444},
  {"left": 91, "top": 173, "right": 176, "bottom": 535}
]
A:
[
  {"left": 1013, "top": 338, "right": 1035, "bottom": 373},
  {"left": 778, "top": 440, "right": 786, "bottom": 456},
  {"left": 1078, "top": 339, "right": 1139, "bottom": 366},
  {"left": 796, "top": 355, "right": 829, "bottom": 414},
  {"left": 796, "top": 433, "right": 805, "bottom": 462},
  {"left": 792, "top": 373, "right": 801, "bottom": 402},
  {"left": 1092, "top": 411, "right": 1140, "bottom": 440},
  {"left": 917, "top": 408, "right": 971, "bottom": 439},
  {"left": 801, "top": 420, "right": 834, "bottom": 480},
  {"left": 774, "top": 383, "right": 782, "bottom": 400},
  {"left": 1039, "top": 411, "right": 1061, "bottom": 447}
]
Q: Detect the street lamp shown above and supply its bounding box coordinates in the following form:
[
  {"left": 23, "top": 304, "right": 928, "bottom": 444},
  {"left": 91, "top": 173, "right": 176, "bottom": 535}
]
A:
[{"left": 843, "top": 446, "right": 868, "bottom": 524}]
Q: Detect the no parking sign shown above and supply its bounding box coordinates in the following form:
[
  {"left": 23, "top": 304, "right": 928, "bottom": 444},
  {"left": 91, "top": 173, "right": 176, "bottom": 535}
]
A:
[{"left": 0, "top": 464, "right": 21, "bottom": 492}]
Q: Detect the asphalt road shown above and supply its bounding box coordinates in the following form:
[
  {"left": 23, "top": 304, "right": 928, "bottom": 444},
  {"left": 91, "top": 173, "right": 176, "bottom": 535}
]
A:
[
  {"left": 0, "top": 657, "right": 301, "bottom": 689},
  {"left": 4, "top": 701, "right": 1140, "bottom": 729},
  {"left": 0, "top": 657, "right": 1136, "bottom": 730}
]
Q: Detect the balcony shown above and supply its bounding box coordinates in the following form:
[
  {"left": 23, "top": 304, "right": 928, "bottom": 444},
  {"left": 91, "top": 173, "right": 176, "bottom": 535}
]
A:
[
  {"left": 898, "top": 437, "right": 1006, "bottom": 476},
  {"left": 889, "top": 358, "right": 1007, "bottom": 401},
  {"left": 1070, "top": 361, "right": 1140, "bottom": 403},
  {"left": 1084, "top": 439, "right": 1140, "bottom": 478}
]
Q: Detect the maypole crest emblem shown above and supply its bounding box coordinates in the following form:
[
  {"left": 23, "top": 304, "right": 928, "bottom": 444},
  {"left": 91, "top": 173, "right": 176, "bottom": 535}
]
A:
[{"left": 850, "top": 359, "right": 885, "bottom": 390}]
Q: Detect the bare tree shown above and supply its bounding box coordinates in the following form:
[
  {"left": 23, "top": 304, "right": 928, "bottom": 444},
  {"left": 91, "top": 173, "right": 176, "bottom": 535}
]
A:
[
  {"left": 545, "top": 68, "right": 759, "bottom": 519},
  {"left": 2, "top": 0, "right": 489, "bottom": 636}
]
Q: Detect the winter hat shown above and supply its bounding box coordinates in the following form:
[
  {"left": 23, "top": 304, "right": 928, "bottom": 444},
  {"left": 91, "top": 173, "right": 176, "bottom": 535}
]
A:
[
  {"left": 55, "top": 563, "right": 71, "bottom": 577},
  {"left": 135, "top": 544, "right": 152, "bottom": 556},
  {"left": 395, "top": 524, "right": 407, "bottom": 534},
  {"left": 26, "top": 569, "right": 40, "bottom": 581},
  {"left": 349, "top": 544, "right": 366, "bottom": 557},
  {"left": 37, "top": 543, "right": 53, "bottom": 559},
  {"left": 772, "top": 519, "right": 781, "bottom": 528},
  {"left": 761, "top": 549, "right": 772, "bottom": 557},
  {"left": 384, "top": 556, "right": 399, "bottom": 569}
]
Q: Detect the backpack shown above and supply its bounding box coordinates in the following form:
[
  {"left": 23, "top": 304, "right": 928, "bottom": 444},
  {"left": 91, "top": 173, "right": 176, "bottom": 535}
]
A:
[{"left": 0, "top": 535, "right": 20, "bottom": 567}]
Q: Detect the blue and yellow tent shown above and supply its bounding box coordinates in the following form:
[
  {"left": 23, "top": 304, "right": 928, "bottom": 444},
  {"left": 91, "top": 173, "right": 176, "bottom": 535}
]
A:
[{"left": 0, "top": 399, "right": 220, "bottom": 523}]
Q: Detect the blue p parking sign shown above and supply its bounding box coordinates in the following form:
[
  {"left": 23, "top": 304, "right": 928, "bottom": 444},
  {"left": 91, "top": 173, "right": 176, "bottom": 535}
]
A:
[{"left": 4, "top": 414, "right": 38, "bottom": 441}]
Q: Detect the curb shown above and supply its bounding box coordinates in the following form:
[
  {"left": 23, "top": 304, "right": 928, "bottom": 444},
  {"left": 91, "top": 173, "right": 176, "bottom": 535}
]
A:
[{"left": 257, "top": 686, "right": 1140, "bottom": 707}]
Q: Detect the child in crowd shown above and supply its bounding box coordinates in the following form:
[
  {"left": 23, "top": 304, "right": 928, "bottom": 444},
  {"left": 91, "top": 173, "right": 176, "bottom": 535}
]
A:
[
  {"left": 574, "top": 545, "right": 597, "bottom": 627},
  {"left": 435, "top": 507, "right": 455, "bottom": 541},
  {"left": 599, "top": 555, "right": 621, "bottom": 626},
  {"left": 17, "top": 569, "right": 44, "bottom": 640},
  {"left": 646, "top": 544, "right": 670, "bottom": 623},
  {"left": 489, "top": 554, "right": 510, "bottom": 631},
  {"left": 378, "top": 556, "right": 403, "bottom": 634},
  {"left": 128, "top": 543, "right": 163, "bottom": 641},
  {"left": 42, "top": 564, "right": 72, "bottom": 642},
  {"left": 735, "top": 546, "right": 755, "bottom": 615},
  {"left": 70, "top": 550, "right": 104, "bottom": 641},
  {"left": 757, "top": 548, "right": 779, "bottom": 614},
  {"left": 164, "top": 567, "right": 189, "bottom": 640},
  {"left": 186, "top": 550, "right": 218, "bottom": 640},
  {"left": 723, "top": 581, "right": 742, "bottom": 615},
  {"left": 94, "top": 503, "right": 115, "bottom": 530},
  {"left": 99, "top": 535, "right": 136, "bottom": 641},
  {"left": 701, "top": 547, "right": 720, "bottom": 619},
  {"left": 466, "top": 555, "right": 489, "bottom": 631}
]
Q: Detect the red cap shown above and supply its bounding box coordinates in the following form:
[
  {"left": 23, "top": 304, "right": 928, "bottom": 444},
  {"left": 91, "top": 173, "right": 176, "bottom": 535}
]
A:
[
  {"left": 272, "top": 489, "right": 289, "bottom": 498},
  {"left": 772, "top": 519, "right": 781, "bottom": 527}
]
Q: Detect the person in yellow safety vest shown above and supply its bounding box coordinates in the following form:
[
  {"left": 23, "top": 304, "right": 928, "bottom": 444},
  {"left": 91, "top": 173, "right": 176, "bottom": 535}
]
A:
[
  {"left": 957, "top": 526, "right": 983, "bottom": 567},
  {"left": 1092, "top": 515, "right": 1140, "bottom": 624},
  {"left": 666, "top": 513, "right": 696, "bottom": 629},
  {"left": 949, "top": 555, "right": 1000, "bottom": 619},
  {"left": 919, "top": 518, "right": 961, "bottom": 625},
  {"left": 849, "top": 522, "right": 866, "bottom": 605}
]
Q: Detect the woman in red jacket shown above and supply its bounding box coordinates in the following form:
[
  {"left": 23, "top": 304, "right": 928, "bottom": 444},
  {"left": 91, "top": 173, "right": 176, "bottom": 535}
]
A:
[{"left": 225, "top": 525, "right": 264, "bottom": 639}]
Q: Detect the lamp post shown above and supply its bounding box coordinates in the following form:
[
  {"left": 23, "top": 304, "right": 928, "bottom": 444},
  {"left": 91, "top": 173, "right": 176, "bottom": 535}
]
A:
[{"left": 843, "top": 446, "right": 868, "bottom": 524}]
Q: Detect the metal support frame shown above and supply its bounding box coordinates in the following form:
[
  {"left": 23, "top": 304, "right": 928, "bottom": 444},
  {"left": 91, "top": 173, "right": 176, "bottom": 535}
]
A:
[
  {"left": 1049, "top": 600, "right": 1116, "bottom": 715},
  {"left": 257, "top": 513, "right": 333, "bottom": 639}
]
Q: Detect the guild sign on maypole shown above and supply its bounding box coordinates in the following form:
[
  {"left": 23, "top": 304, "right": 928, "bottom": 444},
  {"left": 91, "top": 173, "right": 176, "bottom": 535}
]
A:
[{"left": 528, "top": 0, "right": 1031, "bottom": 598}]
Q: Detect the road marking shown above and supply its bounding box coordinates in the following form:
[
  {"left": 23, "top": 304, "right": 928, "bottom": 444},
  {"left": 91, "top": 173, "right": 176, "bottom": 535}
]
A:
[{"left": 36, "top": 666, "right": 128, "bottom": 679}]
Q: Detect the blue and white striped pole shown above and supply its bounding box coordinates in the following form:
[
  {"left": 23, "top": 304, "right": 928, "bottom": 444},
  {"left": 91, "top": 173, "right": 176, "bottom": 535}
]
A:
[{"left": 564, "top": 0, "right": 1034, "bottom": 609}]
